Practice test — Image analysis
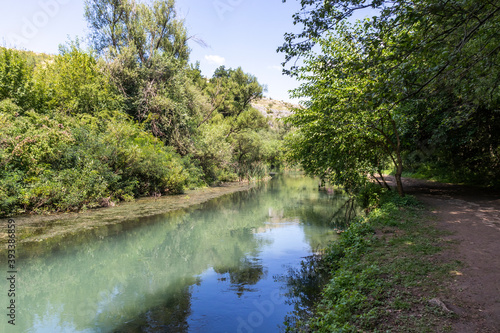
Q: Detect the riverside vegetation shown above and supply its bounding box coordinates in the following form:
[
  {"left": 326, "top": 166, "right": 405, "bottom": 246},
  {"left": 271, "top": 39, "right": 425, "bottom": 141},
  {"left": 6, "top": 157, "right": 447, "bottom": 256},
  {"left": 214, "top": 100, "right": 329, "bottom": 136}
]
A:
[
  {"left": 2, "top": 0, "right": 499, "bottom": 330},
  {"left": 281, "top": 0, "right": 500, "bottom": 195},
  {"left": 0, "top": 0, "right": 289, "bottom": 217},
  {"left": 278, "top": 1, "right": 500, "bottom": 331},
  {"left": 285, "top": 184, "right": 459, "bottom": 332}
]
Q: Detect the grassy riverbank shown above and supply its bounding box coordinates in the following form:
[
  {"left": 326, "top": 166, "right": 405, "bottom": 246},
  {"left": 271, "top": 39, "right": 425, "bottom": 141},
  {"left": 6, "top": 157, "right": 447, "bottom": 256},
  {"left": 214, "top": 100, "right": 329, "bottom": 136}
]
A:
[{"left": 290, "top": 188, "right": 460, "bottom": 332}]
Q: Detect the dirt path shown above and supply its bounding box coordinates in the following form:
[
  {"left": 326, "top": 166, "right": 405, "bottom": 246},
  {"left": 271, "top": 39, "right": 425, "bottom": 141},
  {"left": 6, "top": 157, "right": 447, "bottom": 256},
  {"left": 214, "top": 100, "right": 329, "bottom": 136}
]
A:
[{"left": 384, "top": 176, "right": 500, "bottom": 332}]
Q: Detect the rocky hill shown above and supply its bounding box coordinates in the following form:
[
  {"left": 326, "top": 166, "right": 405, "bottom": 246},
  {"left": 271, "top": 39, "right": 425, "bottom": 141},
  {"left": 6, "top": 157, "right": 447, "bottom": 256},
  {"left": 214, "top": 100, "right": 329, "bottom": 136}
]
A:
[{"left": 251, "top": 97, "right": 299, "bottom": 118}]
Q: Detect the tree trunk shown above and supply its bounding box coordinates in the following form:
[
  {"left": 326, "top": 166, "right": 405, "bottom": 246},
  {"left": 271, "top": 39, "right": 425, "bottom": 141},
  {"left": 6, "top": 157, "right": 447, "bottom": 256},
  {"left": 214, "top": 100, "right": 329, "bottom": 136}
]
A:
[
  {"left": 377, "top": 169, "right": 391, "bottom": 190},
  {"left": 391, "top": 118, "right": 405, "bottom": 197},
  {"left": 372, "top": 173, "right": 384, "bottom": 188},
  {"left": 395, "top": 166, "right": 405, "bottom": 197}
]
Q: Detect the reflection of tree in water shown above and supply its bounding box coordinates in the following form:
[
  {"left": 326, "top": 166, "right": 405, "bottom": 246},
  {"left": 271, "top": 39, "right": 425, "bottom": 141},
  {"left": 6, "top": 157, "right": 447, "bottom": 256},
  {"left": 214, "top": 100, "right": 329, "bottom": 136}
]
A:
[
  {"left": 214, "top": 257, "right": 266, "bottom": 297},
  {"left": 285, "top": 195, "right": 357, "bottom": 228},
  {"left": 278, "top": 254, "right": 331, "bottom": 330},
  {"left": 17, "top": 175, "right": 343, "bottom": 332},
  {"left": 112, "top": 277, "right": 196, "bottom": 333}
]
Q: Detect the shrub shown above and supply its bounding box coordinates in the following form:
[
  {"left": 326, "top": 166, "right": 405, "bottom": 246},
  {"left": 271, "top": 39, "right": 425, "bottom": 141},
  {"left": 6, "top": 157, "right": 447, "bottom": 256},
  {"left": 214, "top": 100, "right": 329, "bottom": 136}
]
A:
[
  {"left": 356, "top": 182, "right": 386, "bottom": 209},
  {"left": 0, "top": 48, "right": 37, "bottom": 111}
]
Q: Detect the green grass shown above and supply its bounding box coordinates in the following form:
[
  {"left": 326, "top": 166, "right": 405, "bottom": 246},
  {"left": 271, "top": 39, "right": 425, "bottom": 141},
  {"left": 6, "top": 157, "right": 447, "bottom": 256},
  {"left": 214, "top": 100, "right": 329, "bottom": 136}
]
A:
[
  {"left": 288, "top": 190, "right": 460, "bottom": 332},
  {"left": 385, "top": 165, "right": 470, "bottom": 186},
  {"left": 383, "top": 165, "right": 457, "bottom": 184}
]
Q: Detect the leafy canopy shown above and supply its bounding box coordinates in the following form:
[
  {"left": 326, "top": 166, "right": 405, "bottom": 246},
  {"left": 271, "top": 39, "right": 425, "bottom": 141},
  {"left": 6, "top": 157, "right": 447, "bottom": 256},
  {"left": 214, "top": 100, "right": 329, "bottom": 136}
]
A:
[{"left": 281, "top": 0, "right": 500, "bottom": 191}]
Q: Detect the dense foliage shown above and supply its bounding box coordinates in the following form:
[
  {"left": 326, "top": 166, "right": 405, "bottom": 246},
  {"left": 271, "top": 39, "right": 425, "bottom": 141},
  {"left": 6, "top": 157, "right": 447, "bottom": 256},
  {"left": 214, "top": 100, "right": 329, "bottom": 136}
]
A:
[
  {"left": 286, "top": 190, "right": 455, "bottom": 332},
  {"left": 281, "top": 0, "right": 500, "bottom": 193},
  {"left": 0, "top": 0, "right": 285, "bottom": 217}
]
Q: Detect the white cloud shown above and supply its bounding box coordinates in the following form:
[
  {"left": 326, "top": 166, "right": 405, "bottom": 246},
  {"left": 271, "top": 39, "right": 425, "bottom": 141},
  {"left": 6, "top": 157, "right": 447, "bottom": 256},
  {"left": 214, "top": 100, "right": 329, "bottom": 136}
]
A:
[{"left": 204, "top": 55, "right": 226, "bottom": 66}]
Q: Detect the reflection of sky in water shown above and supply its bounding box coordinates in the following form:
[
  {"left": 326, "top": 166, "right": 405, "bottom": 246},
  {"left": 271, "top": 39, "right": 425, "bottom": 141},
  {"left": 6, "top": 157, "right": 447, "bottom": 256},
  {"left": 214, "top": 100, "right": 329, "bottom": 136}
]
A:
[
  {"left": 29, "top": 302, "right": 96, "bottom": 333},
  {"left": 8, "top": 176, "right": 347, "bottom": 333},
  {"left": 188, "top": 225, "right": 311, "bottom": 333}
]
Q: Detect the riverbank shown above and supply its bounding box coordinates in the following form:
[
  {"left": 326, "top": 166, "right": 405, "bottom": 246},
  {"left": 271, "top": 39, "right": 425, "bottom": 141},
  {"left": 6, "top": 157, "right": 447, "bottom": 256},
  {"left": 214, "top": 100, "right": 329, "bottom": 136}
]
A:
[
  {"left": 294, "top": 177, "right": 500, "bottom": 332},
  {"left": 1, "top": 175, "right": 345, "bottom": 332},
  {"left": 0, "top": 181, "right": 255, "bottom": 258}
]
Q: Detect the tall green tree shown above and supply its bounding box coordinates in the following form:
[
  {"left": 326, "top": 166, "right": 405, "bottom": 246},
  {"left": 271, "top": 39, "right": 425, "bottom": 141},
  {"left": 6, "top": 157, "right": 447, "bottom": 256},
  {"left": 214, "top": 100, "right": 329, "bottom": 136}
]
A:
[
  {"left": 286, "top": 21, "right": 404, "bottom": 193},
  {"left": 281, "top": 0, "right": 500, "bottom": 191},
  {"left": 195, "top": 66, "right": 268, "bottom": 183},
  {"left": 85, "top": 0, "right": 202, "bottom": 152},
  {"left": 206, "top": 66, "right": 264, "bottom": 118},
  {"left": 85, "top": 0, "right": 188, "bottom": 61}
]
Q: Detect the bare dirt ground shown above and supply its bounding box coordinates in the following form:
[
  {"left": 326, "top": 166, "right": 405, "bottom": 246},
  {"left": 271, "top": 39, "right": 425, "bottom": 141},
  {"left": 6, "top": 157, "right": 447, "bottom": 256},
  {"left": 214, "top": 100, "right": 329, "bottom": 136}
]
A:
[{"left": 384, "top": 176, "right": 500, "bottom": 332}]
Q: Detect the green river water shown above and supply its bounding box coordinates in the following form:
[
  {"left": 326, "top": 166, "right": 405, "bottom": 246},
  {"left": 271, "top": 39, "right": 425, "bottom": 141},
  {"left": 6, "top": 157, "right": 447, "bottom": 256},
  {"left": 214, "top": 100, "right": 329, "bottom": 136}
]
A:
[{"left": 2, "top": 175, "right": 349, "bottom": 332}]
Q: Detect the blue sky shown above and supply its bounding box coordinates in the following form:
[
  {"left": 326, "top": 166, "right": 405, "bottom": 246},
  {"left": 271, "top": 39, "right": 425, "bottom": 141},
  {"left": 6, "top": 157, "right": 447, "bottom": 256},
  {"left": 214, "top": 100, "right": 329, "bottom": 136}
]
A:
[{"left": 0, "top": 0, "right": 304, "bottom": 102}]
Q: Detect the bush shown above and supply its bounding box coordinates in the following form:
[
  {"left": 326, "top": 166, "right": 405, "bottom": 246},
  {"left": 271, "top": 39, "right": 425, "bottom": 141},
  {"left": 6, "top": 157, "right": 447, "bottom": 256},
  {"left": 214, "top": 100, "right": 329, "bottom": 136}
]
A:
[
  {"left": 181, "top": 155, "right": 206, "bottom": 189},
  {"left": 99, "top": 120, "right": 188, "bottom": 195},
  {"left": 33, "top": 43, "right": 123, "bottom": 115},
  {"left": 0, "top": 110, "right": 74, "bottom": 174},
  {"left": 0, "top": 111, "right": 192, "bottom": 216},
  {"left": 356, "top": 182, "right": 386, "bottom": 209},
  {"left": 0, "top": 48, "right": 37, "bottom": 111}
]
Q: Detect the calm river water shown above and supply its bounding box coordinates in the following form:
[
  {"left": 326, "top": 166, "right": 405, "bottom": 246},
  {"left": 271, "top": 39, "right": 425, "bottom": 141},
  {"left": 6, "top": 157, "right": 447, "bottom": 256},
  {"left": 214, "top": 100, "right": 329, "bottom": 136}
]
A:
[{"left": 6, "top": 175, "right": 348, "bottom": 332}]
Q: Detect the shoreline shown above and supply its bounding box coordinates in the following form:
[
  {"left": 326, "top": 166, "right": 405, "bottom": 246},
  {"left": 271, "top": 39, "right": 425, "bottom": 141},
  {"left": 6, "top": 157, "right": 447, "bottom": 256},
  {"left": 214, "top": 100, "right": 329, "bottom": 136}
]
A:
[
  {"left": 303, "top": 176, "right": 500, "bottom": 332},
  {"left": 0, "top": 181, "right": 257, "bottom": 258}
]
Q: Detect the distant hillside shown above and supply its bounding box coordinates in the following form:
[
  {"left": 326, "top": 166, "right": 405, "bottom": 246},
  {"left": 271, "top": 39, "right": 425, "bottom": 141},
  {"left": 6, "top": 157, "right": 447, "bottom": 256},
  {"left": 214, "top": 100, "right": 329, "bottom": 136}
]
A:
[
  {"left": 0, "top": 47, "right": 53, "bottom": 67},
  {"left": 251, "top": 97, "right": 299, "bottom": 118}
]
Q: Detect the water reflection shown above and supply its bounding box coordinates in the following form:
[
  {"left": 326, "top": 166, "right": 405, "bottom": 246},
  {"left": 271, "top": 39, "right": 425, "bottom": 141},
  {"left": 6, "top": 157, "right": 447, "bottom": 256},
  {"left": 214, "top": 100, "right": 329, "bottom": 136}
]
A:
[
  {"left": 6, "top": 176, "right": 350, "bottom": 333},
  {"left": 280, "top": 253, "right": 332, "bottom": 331},
  {"left": 214, "top": 258, "right": 266, "bottom": 297}
]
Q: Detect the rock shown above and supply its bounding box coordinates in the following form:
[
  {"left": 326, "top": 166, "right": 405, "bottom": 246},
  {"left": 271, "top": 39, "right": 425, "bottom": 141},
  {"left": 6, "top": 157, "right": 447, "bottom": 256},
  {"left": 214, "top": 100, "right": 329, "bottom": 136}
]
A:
[
  {"left": 429, "top": 297, "right": 453, "bottom": 313},
  {"left": 100, "top": 197, "right": 115, "bottom": 207}
]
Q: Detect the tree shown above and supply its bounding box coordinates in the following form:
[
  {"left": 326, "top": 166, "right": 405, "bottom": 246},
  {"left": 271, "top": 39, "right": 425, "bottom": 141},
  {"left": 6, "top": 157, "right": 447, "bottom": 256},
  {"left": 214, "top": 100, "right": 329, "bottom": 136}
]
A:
[
  {"left": 85, "top": 0, "right": 202, "bottom": 153},
  {"left": 0, "top": 48, "right": 37, "bottom": 112},
  {"left": 85, "top": 0, "right": 188, "bottom": 61},
  {"left": 207, "top": 66, "right": 264, "bottom": 118},
  {"left": 195, "top": 67, "right": 268, "bottom": 183},
  {"left": 286, "top": 21, "right": 403, "bottom": 193},
  {"left": 281, "top": 0, "right": 500, "bottom": 192},
  {"left": 34, "top": 42, "right": 122, "bottom": 116}
]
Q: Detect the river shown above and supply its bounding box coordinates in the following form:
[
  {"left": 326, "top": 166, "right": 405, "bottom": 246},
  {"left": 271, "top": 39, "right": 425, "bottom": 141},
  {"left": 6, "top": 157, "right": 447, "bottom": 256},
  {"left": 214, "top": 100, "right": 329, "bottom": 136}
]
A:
[{"left": 4, "top": 175, "right": 349, "bottom": 332}]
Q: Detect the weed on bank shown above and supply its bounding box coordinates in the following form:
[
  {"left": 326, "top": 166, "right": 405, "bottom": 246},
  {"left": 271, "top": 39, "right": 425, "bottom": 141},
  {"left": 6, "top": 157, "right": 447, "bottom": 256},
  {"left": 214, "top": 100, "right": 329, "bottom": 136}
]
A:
[{"left": 287, "top": 188, "right": 458, "bottom": 332}]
